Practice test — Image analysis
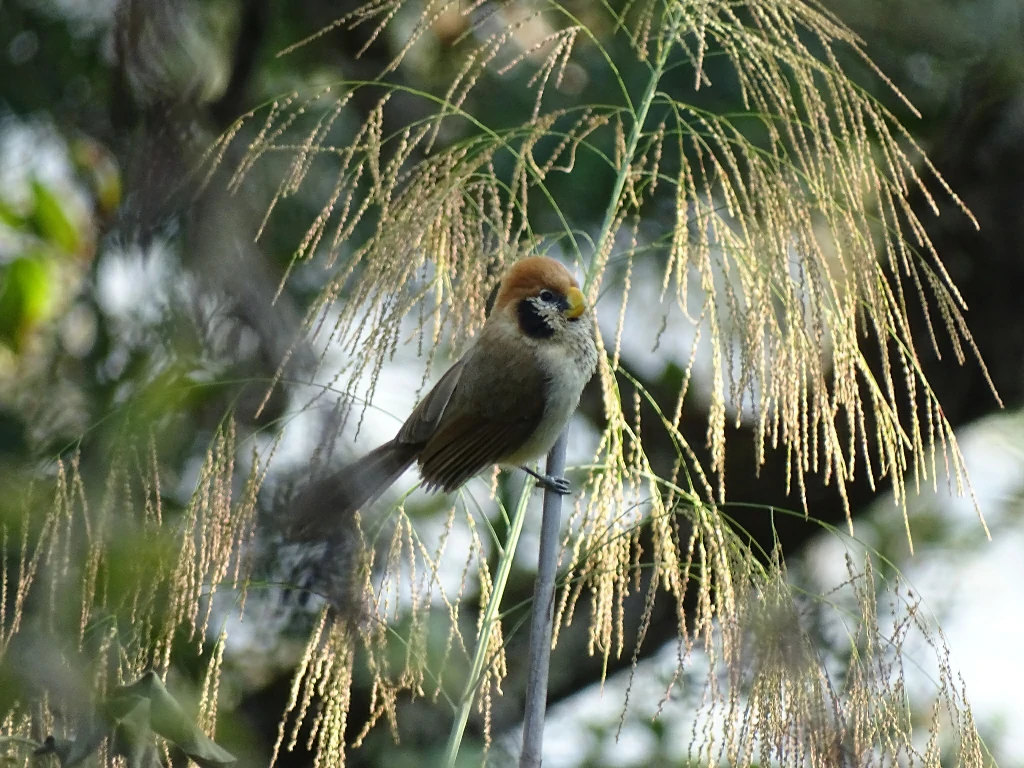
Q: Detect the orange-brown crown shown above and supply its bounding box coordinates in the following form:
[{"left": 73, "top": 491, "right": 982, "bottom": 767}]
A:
[{"left": 493, "top": 256, "right": 580, "bottom": 312}]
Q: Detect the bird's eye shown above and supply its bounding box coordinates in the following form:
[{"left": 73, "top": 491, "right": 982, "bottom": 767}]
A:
[{"left": 539, "top": 289, "right": 555, "bottom": 303}]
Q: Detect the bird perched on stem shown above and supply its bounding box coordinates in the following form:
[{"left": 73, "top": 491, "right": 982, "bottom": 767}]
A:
[{"left": 291, "top": 256, "right": 598, "bottom": 539}]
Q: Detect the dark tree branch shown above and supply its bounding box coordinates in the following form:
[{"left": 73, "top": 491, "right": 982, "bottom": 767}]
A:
[{"left": 210, "top": 0, "right": 271, "bottom": 130}]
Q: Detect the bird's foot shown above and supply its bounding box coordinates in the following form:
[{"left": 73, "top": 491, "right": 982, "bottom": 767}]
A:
[{"left": 520, "top": 465, "right": 571, "bottom": 495}]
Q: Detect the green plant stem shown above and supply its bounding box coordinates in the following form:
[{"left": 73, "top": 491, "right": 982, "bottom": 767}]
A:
[
  {"left": 444, "top": 481, "right": 533, "bottom": 767},
  {"left": 518, "top": 431, "right": 569, "bottom": 768},
  {"left": 584, "top": 24, "right": 673, "bottom": 294}
]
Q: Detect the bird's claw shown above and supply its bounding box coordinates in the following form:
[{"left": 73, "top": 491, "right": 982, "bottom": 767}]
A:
[
  {"left": 540, "top": 475, "right": 572, "bottom": 495},
  {"left": 520, "top": 465, "right": 571, "bottom": 495}
]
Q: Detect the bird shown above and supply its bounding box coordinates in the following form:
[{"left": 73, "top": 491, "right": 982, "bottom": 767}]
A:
[{"left": 290, "top": 256, "right": 598, "bottom": 538}]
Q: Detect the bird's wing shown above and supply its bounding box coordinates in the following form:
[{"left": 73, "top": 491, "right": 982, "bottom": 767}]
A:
[
  {"left": 417, "top": 410, "right": 544, "bottom": 492},
  {"left": 417, "top": 341, "right": 547, "bottom": 493},
  {"left": 395, "top": 359, "right": 466, "bottom": 445}
]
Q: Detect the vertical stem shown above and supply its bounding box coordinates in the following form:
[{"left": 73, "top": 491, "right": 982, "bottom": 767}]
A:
[
  {"left": 584, "top": 24, "right": 674, "bottom": 294},
  {"left": 444, "top": 483, "right": 533, "bottom": 767},
  {"left": 518, "top": 17, "right": 678, "bottom": 763},
  {"left": 518, "top": 431, "right": 569, "bottom": 768}
]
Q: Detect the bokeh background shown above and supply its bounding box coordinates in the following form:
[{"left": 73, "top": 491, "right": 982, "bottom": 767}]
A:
[{"left": 2, "top": 0, "right": 1024, "bottom": 765}]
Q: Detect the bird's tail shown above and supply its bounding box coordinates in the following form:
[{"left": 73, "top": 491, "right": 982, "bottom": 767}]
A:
[{"left": 288, "top": 440, "right": 419, "bottom": 541}]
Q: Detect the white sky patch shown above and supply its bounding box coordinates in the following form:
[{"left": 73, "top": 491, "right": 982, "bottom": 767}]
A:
[
  {"left": 888, "top": 415, "right": 1024, "bottom": 762},
  {"left": 95, "top": 240, "right": 177, "bottom": 322}
]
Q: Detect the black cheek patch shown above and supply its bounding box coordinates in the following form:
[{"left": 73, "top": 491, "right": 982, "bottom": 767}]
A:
[{"left": 517, "top": 299, "right": 555, "bottom": 339}]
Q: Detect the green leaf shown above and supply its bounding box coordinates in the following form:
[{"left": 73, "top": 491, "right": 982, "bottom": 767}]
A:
[
  {"left": 0, "top": 199, "right": 26, "bottom": 230},
  {"left": 0, "top": 256, "right": 51, "bottom": 352},
  {"left": 34, "top": 673, "right": 235, "bottom": 768},
  {"left": 111, "top": 673, "right": 236, "bottom": 768},
  {"left": 72, "top": 137, "right": 121, "bottom": 216},
  {"left": 30, "top": 179, "right": 80, "bottom": 254},
  {"left": 109, "top": 697, "right": 158, "bottom": 768}
]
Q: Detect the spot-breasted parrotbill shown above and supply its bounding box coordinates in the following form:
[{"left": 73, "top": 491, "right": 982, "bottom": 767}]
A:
[{"left": 295, "top": 256, "right": 598, "bottom": 532}]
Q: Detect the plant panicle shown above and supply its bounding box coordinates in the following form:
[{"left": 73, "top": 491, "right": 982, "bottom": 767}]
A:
[{"left": 0, "top": 1, "right": 994, "bottom": 766}]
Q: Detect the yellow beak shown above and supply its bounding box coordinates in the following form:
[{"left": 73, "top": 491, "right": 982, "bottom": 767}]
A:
[{"left": 564, "top": 286, "right": 586, "bottom": 319}]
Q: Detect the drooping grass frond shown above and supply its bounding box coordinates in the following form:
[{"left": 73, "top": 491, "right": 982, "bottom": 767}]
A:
[
  {"left": 1, "top": 0, "right": 996, "bottom": 765},
  {"left": 215, "top": 0, "right": 991, "bottom": 527},
  {"left": 0, "top": 420, "right": 262, "bottom": 763},
  {"left": 672, "top": 551, "right": 983, "bottom": 766},
  {"left": 199, "top": 0, "right": 992, "bottom": 762}
]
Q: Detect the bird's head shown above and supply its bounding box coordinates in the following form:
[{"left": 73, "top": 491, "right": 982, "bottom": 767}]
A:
[{"left": 492, "top": 256, "right": 588, "bottom": 340}]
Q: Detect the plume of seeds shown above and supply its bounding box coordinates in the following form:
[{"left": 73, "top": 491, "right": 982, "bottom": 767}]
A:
[
  {"left": 268, "top": 499, "right": 508, "bottom": 768},
  {"left": 0, "top": 416, "right": 266, "bottom": 760},
  {"left": 155, "top": 420, "right": 260, "bottom": 667},
  {"left": 192, "top": 0, "right": 997, "bottom": 761},
  {"left": 270, "top": 609, "right": 355, "bottom": 768},
  {"left": 670, "top": 554, "right": 984, "bottom": 767}
]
